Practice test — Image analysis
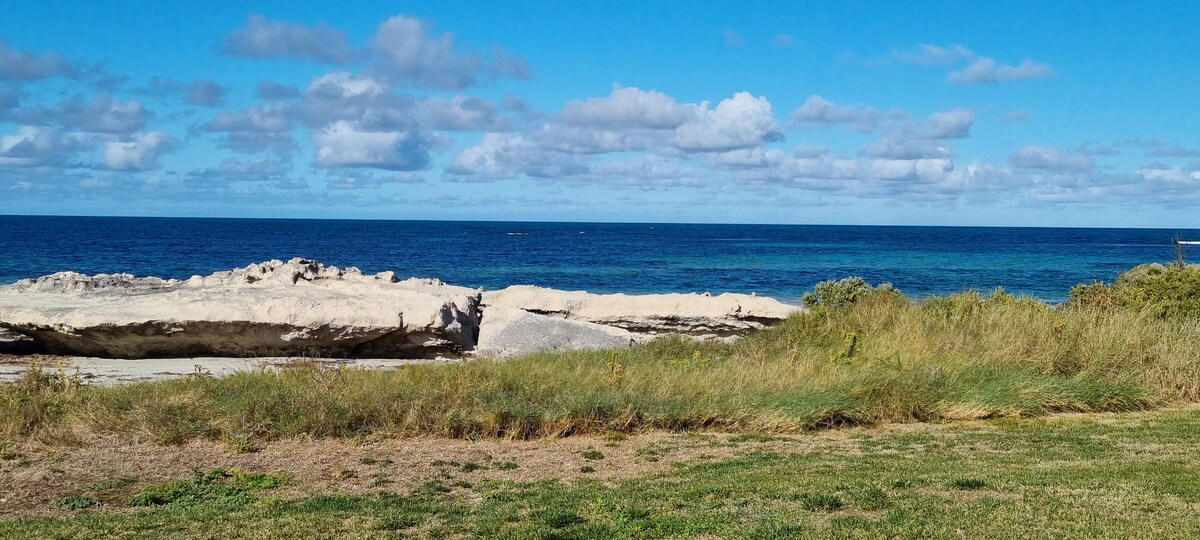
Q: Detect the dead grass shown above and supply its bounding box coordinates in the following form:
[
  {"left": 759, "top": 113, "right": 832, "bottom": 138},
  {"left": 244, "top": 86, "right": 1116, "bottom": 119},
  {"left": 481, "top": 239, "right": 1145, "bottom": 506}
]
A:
[{"left": 0, "top": 430, "right": 833, "bottom": 517}]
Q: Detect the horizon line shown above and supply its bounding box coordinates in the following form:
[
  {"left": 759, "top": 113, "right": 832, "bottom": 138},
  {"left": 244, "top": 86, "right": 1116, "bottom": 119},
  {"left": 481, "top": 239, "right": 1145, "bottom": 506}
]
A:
[{"left": 3, "top": 212, "right": 1200, "bottom": 231}]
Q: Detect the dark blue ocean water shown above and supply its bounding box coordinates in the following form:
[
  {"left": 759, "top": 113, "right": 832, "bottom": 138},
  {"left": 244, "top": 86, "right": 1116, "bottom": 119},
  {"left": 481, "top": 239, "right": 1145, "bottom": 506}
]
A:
[{"left": 0, "top": 216, "right": 1193, "bottom": 303}]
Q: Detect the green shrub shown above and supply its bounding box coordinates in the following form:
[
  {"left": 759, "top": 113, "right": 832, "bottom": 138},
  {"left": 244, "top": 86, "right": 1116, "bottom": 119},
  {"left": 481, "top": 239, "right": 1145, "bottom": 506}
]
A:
[
  {"left": 1113, "top": 263, "right": 1200, "bottom": 319},
  {"left": 1069, "top": 263, "right": 1200, "bottom": 319},
  {"left": 802, "top": 277, "right": 900, "bottom": 310},
  {"left": 1067, "top": 281, "right": 1117, "bottom": 311}
]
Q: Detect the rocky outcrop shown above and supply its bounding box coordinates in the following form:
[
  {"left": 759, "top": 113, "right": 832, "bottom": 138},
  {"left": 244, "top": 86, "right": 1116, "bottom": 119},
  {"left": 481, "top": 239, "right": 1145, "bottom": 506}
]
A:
[
  {"left": 0, "top": 259, "right": 481, "bottom": 359},
  {"left": 475, "top": 305, "right": 642, "bottom": 358},
  {"left": 0, "top": 259, "right": 802, "bottom": 360},
  {"left": 482, "top": 286, "right": 801, "bottom": 337}
]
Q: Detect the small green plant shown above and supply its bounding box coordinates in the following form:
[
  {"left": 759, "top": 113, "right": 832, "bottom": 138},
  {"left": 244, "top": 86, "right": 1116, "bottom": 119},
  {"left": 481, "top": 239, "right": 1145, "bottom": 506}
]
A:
[
  {"left": 853, "top": 487, "right": 889, "bottom": 510},
  {"left": 581, "top": 450, "right": 604, "bottom": 460},
  {"left": 796, "top": 493, "right": 843, "bottom": 512},
  {"left": 532, "top": 508, "right": 586, "bottom": 528},
  {"left": 375, "top": 513, "right": 421, "bottom": 531},
  {"left": 15, "top": 363, "right": 82, "bottom": 396},
  {"left": 230, "top": 470, "right": 290, "bottom": 490},
  {"left": 50, "top": 495, "right": 100, "bottom": 510},
  {"left": 128, "top": 468, "right": 288, "bottom": 507},
  {"left": 950, "top": 478, "right": 989, "bottom": 490}
]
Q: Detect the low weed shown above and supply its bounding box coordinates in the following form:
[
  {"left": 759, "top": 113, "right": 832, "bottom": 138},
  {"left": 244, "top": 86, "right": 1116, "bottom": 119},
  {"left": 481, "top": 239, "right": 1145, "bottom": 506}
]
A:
[
  {"left": 128, "top": 468, "right": 289, "bottom": 507},
  {"left": 50, "top": 496, "right": 99, "bottom": 511}
]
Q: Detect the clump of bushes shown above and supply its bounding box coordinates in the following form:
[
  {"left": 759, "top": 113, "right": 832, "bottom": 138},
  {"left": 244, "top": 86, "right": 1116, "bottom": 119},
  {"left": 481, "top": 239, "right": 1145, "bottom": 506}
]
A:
[
  {"left": 1069, "top": 263, "right": 1200, "bottom": 319},
  {"left": 802, "top": 277, "right": 901, "bottom": 310}
]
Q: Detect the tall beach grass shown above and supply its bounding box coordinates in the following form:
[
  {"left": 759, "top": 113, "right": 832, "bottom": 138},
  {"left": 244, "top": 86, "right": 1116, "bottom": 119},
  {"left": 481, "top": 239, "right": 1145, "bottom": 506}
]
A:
[{"left": 4, "top": 284, "right": 1197, "bottom": 445}]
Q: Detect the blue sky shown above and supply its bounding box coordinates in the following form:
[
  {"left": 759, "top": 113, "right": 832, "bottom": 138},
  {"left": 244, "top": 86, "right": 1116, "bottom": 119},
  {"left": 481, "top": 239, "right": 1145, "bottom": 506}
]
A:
[{"left": 1, "top": 1, "right": 1198, "bottom": 226}]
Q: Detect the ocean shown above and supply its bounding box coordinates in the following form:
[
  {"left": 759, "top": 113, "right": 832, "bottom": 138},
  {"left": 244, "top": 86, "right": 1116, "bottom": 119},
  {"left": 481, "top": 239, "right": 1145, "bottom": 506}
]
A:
[{"left": 0, "top": 216, "right": 1193, "bottom": 303}]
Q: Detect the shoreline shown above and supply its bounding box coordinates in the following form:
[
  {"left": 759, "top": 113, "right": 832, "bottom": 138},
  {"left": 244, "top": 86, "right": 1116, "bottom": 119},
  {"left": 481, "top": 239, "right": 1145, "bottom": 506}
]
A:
[{"left": 0, "top": 355, "right": 457, "bottom": 385}]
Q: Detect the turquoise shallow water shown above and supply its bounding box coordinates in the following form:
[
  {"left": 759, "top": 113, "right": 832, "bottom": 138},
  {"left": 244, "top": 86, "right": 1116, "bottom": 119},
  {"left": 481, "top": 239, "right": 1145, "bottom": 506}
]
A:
[{"left": 0, "top": 216, "right": 1193, "bottom": 303}]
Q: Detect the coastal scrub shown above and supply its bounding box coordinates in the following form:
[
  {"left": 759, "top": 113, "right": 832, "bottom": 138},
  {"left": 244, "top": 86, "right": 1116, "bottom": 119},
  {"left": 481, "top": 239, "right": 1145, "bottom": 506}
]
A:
[{"left": 3, "top": 281, "right": 1196, "bottom": 443}]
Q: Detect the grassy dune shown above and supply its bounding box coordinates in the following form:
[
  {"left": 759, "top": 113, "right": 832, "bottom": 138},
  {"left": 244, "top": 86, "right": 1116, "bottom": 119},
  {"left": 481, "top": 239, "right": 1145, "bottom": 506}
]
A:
[{"left": 4, "top": 287, "right": 1198, "bottom": 445}]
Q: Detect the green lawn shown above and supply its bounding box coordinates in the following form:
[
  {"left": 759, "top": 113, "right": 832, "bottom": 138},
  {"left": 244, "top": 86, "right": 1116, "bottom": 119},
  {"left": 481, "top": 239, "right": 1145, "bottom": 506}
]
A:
[{"left": 5, "top": 407, "right": 1199, "bottom": 539}]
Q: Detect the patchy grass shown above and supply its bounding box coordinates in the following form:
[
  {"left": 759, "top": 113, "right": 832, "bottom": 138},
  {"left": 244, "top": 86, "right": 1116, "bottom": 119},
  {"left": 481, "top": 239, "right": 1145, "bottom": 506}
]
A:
[{"left": 3, "top": 407, "right": 1200, "bottom": 538}]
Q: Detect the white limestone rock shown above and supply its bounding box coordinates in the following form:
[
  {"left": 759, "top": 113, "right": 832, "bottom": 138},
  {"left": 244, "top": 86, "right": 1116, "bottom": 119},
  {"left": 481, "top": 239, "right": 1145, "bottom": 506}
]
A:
[
  {"left": 482, "top": 285, "right": 801, "bottom": 337},
  {"left": 475, "top": 305, "right": 641, "bottom": 358},
  {"left": 0, "top": 259, "right": 481, "bottom": 359}
]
